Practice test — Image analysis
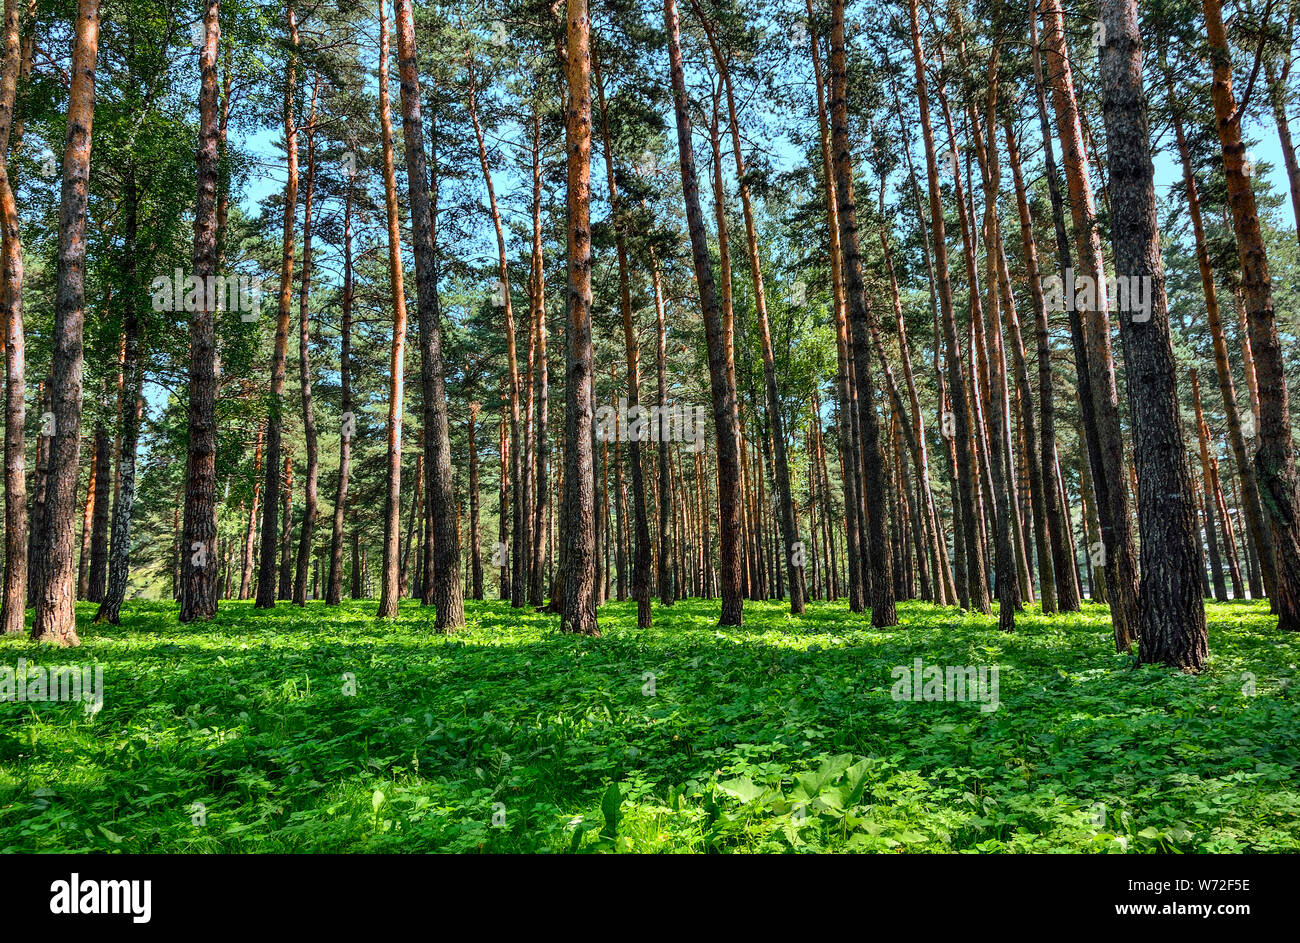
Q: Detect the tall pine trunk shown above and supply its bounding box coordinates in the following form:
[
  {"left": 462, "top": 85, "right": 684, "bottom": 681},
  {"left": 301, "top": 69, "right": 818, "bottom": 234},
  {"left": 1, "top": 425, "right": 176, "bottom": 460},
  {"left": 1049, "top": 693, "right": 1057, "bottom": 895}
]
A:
[
  {"left": 254, "top": 2, "right": 298, "bottom": 610},
  {"left": 394, "top": 0, "right": 463, "bottom": 629},
  {"left": 292, "top": 75, "right": 320, "bottom": 607},
  {"left": 560, "top": 0, "right": 598, "bottom": 635},
  {"left": 665, "top": 0, "right": 742, "bottom": 625},
  {"left": 30, "top": 0, "right": 100, "bottom": 645},
  {"left": 0, "top": 0, "right": 24, "bottom": 635},
  {"left": 1203, "top": 0, "right": 1300, "bottom": 629},
  {"left": 1099, "top": 0, "right": 1207, "bottom": 667},
  {"left": 375, "top": 0, "right": 407, "bottom": 619}
]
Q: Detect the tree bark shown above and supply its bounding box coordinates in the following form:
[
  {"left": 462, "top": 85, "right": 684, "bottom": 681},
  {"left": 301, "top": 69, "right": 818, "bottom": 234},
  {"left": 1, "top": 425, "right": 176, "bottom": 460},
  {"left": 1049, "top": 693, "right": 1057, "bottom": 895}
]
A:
[
  {"left": 559, "top": 0, "right": 598, "bottom": 635},
  {"left": 0, "top": 0, "right": 25, "bottom": 634},
  {"left": 30, "top": 0, "right": 100, "bottom": 645},
  {"left": 393, "top": 0, "right": 463, "bottom": 629},
  {"left": 254, "top": 1, "right": 298, "bottom": 610},
  {"left": 906, "top": 0, "right": 985, "bottom": 614},
  {"left": 1041, "top": 0, "right": 1140, "bottom": 649},
  {"left": 292, "top": 74, "right": 320, "bottom": 607},
  {"left": 1202, "top": 0, "right": 1300, "bottom": 630},
  {"left": 665, "top": 0, "right": 742, "bottom": 625},
  {"left": 375, "top": 0, "right": 408, "bottom": 619}
]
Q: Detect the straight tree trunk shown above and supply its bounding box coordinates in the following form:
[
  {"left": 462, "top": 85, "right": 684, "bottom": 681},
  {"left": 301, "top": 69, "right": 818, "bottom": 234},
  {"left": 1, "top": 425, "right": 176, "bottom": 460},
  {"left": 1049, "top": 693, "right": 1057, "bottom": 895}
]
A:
[
  {"left": 1041, "top": 0, "right": 1140, "bottom": 649},
  {"left": 650, "top": 247, "right": 675, "bottom": 605},
  {"left": 1202, "top": 0, "right": 1300, "bottom": 630},
  {"left": 906, "top": 0, "right": 985, "bottom": 613},
  {"left": 807, "top": 4, "right": 864, "bottom": 612},
  {"left": 326, "top": 183, "right": 355, "bottom": 606},
  {"left": 592, "top": 50, "right": 652, "bottom": 626},
  {"left": 696, "top": 4, "right": 804, "bottom": 614},
  {"left": 30, "top": 0, "right": 100, "bottom": 645},
  {"left": 1005, "top": 117, "right": 1074, "bottom": 613},
  {"left": 1099, "top": 0, "right": 1207, "bottom": 668},
  {"left": 240, "top": 427, "right": 263, "bottom": 601},
  {"left": 394, "top": 0, "right": 463, "bottom": 629},
  {"left": 94, "top": 170, "right": 144, "bottom": 624},
  {"left": 179, "top": 0, "right": 222, "bottom": 622},
  {"left": 665, "top": 0, "right": 742, "bottom": 625},
  {"left": 560, "top": 0, "right": 598, "bottom": 635},
  {"left": 278, "top": 450, "right": 293, "bottom": 598},
  {"left": 292, "top": 75, "right": 320, "bottom": 607},
  {"left": 469, "top": 402, "right": 484, "bottom": 599},
  {"left": 0, "top": 0, "right": 26, "bottom": 634},
  {"left": 375, "top": 0, "right": 408, "bottom": 619},
  {"left": 829, "top": 0, "right": 895, "bottom": 626},
  {"left": 1166, "top": 69, "right": 1272, "bottom": 601},
  {"left": 254, "top": 2, "right": 298, "bottom": 610},
  {"left": 86, "top": 423, "right": 110, "bottom": 601}
]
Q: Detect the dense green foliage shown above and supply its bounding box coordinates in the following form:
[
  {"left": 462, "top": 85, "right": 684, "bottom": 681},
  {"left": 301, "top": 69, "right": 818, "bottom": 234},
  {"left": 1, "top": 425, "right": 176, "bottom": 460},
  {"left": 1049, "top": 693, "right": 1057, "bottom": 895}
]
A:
[{"left": 2, "top": 598, "right": 1296, "bottom": 852}]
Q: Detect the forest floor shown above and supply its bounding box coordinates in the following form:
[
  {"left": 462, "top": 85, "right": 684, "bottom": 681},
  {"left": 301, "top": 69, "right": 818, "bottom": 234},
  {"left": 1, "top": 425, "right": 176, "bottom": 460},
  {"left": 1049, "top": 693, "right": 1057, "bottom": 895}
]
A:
[{"left": 1, "top": 596, "right": 1297, "bottom": 852}]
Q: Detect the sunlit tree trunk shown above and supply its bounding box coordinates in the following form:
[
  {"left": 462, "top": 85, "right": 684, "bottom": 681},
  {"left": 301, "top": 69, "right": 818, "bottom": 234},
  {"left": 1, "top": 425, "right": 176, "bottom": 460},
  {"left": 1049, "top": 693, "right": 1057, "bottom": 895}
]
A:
[
  {"left": 559, "top": 0, "right": 598, "bottom": 634},
  {"left": 375, "top": 0, "right": 407, "bottom": 619},
  {"left": 906, "top": 0, "right": 985, "bottom": 613},
  {"left": 0, "top": 0, "right": 24, "bottom": 635},
  {"left": 254, "top": 2, "right": 298, "bottom": 610},
  {"left": 1202, "top": 0, "right": 1300, "bottom": 630},
  {"left": 1040, "top": 0, "right": 1140, "bottom": 649},
  {"left": 1166, "top": 68, "right": 1274, "bottom": 601},
  {"left": 30, "top": 0, "right": 100, "bottom": 645}
]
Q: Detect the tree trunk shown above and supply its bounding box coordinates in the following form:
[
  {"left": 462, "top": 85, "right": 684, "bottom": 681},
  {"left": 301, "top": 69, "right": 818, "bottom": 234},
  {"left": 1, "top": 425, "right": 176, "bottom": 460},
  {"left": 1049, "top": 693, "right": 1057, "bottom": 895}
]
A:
[
  {"left": 94, "top": 169, "right": 143, "bottom": 624},
  {"left": 695, "top": 4, "right": 804, "bottom": 614},
  {"left": 292, "top": 74, "right": 320, "bottom": 607},
  {"left": 559, "top": 0, "right": 598, "bottom": 635},
  {"left": 254, "top": 2, "right": 298, "bottom": 610},
  {"left": 326, "top": 183, "right": 354, "bottom": 606},
  {"left": 650, "top": 246, "right": 675, "bottom": 605},
  {"left": 1098, "top": 0, "right": 1207, "bottom": 667},
  {"left": 807, "top": 4, "right": 864, "bottom": 612},
  {"left": 375, "top": 0, "right": 407, "bottom": 619},
  {"left": 906, "top": 0, "right": 985, "bottom": 613},
  {"left": 465, "top": 43, "right": 525, "bottom": 610},
  {"left": 394, "top": 0, "right": 463, "bottom": 629},
  {"left": 0, "top": 0, "right": 26, "bottom": 634},
  {"left": 30, "top": 0, "right": 100, "bottom": 645},
  {"left": 1166, "top": 68, "right": 1273, "bottom": 601},
  {"left": 665, "top": 0, "right": 742, "bottom": 625},
  {"left": 1202, "top": 0, "right": 1300, "bottom": 630},
  {"left": 86, "top": 423, "right": 110, "bottom": 601},
  {"left": 1041, "top": 0, "right": 1140, "bottom": 649},
  {"left": 240, "top": 427, "right": 263, "bottom": 601}
]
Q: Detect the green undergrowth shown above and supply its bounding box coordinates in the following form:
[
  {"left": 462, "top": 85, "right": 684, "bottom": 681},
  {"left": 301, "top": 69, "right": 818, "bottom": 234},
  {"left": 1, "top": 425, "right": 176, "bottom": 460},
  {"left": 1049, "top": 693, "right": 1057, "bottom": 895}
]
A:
[{"left": 1, "top": 596, "right": 1296, "bottom": 852}]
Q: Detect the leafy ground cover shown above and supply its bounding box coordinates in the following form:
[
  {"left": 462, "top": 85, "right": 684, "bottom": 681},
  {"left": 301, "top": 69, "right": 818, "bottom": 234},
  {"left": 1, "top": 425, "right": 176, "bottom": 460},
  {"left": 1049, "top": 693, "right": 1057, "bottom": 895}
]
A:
[{"left": 1, "top": 598, "right": 1297, "bottom": 852}]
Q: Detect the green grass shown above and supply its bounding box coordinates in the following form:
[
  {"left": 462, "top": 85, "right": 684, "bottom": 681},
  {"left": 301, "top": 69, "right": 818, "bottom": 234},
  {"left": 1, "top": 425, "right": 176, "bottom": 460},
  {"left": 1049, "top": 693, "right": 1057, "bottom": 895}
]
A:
[{"left": 1, "top": 596, "right": 1297, "bottom": 852}]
